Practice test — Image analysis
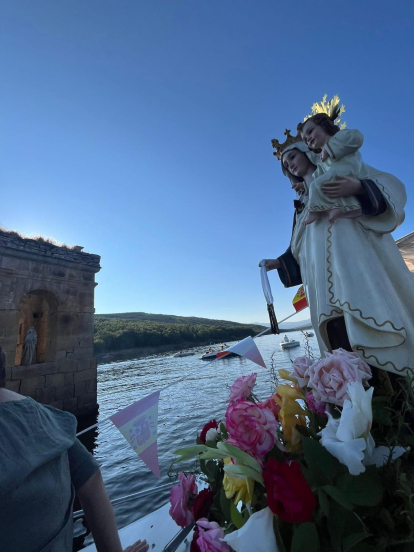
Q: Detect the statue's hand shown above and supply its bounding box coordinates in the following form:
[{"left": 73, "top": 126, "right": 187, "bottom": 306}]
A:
[
  {"left": 258, "top": 259, "right": 281, "bottom": 271},
  {"left": 320, "top": 146, "right": 329, "bottom": 162},
  {"left": 321, "top": 175, "right": 366, "bottom": 198}
]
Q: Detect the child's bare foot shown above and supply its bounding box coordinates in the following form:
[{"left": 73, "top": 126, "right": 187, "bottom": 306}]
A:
[
  {"left": 303, "top": 211, "right": 320, "bottom": 225},
  {"left": 329, "top": 207, "right": 362, "bottom": 223},
  {"left": 328, "top": 208, "right": 342, "bottom": 223}
]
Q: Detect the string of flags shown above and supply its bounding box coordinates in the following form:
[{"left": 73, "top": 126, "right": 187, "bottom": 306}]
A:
[
  {"left": 82, "top": 285, "right": 308, "bottom": 479},
  {"left": 106, "top": 336, "right": 266, "bottom": 478}
]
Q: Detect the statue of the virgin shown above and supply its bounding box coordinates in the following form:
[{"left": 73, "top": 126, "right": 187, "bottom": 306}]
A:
[
  {"left": 21, "top": 326, "right": 37, "bottom": 366},
  {"left": 263, "top": 119, "right": 414, "bottom": 378}
]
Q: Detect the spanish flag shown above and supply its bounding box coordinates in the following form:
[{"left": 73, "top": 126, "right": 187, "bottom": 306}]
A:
[{"left": 292, "top": 285, "right": 308, "bottom": 312}]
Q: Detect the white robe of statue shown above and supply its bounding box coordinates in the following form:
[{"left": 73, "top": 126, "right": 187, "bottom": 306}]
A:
[
  {"left": 21, "top": 326, "right": 37, "bottom": 366},
  {"left": 285, "top": 142, "right": 414, "bottom": 376}
]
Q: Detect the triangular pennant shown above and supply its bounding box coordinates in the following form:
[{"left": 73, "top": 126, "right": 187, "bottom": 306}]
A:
[
  {"left": 219, "top": 336, "right": 266, "bottom": 369},
  {"left": 110, "top": 391, "right": 161, "bottom": 478},
  {"left": 139, "top": 441, "right": 161, "bottom": 479}
]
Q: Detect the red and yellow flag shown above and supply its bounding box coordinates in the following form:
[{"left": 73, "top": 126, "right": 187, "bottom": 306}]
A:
[{"left": 292, "top": 285, "right": 308, "bottom": 312}]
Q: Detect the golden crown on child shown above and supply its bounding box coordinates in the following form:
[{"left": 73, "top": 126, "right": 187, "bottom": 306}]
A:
[{"left": 271, "top": 129, "right": 302, "bottom": 160}]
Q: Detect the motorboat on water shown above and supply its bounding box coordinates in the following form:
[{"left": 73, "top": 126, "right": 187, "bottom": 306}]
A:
[
  {"left": 172, "top": 351, "right": 195, "bottom": 358},
  {"left": 280, "top": 336, "right": 300, "bottom": 349},
  {"left": 199, "top": 350, "right": 236, "bottom": 360},
  {"left": 303, "top": 331, "right": 314, "bottom": 338}
]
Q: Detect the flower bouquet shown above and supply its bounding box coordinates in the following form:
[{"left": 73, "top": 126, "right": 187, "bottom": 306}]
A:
[{"left": 168, "top": 350, "right": 414, "bottom": 551}]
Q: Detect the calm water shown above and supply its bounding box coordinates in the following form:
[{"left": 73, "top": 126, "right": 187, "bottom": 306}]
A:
[{"left": 76, "top": 331, "right": 318, "bottom": 547}]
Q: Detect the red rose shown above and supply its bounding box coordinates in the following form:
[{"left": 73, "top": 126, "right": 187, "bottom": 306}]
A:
[
  {"left": 193, "top": 488, "right": 215, "bottom": 521},
  {"left": 190, "top": 525, "right": 201, "bottom": 552},
  {"left": 200, "top": 420, "right": 219, "bottom": 444},
  {"left": 263, "top": 459, "right": 317, "bottom": 523}
]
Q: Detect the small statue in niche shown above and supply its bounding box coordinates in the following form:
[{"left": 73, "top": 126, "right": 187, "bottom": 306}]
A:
[{"left": 21, "top": 326, "right": 37, "bottom": 365}]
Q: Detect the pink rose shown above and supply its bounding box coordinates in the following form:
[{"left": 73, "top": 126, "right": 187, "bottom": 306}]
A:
[
  {"left": 169, "top": 473, "right": 198, "bottom": 527},
  {"left": 257, "top": 393, "right": 282, "bottom": 420},
  {"left": 193, "top": 519, "right": 230, "bottom": 552},
  {"left": 306, "top": 391, "right": 327, "bottom": 416},
  {"left": 225, "top": 400, "right": 278, "bottom": 464},
  {"left": 307, "top": 349, "right": 372, "bottom": 406},
  {"left": 229, "top": 373, "right": 257, "bottom": 404},
  {"left": 292, "top": 355, "right": 313, "bottom": 387},
  {"left": 332, "top": 348, "right": 372, "bottom": 373}
]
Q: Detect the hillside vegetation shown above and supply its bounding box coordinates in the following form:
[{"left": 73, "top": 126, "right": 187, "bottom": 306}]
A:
[{"left": 94, "top": 312, "right": 264, "bottom": 354}]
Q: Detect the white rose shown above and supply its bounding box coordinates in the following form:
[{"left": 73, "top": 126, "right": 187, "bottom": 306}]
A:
[{"left": 205, "top": 428, "right": 219, "bottom": 442}]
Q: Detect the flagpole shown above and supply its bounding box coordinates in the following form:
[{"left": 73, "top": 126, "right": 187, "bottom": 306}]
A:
[{"left": 254, "top": 306, "right": 309, "bottom": 339}]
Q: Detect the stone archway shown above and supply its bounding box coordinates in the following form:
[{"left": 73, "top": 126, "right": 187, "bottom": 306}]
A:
[{"left": 15, "top": 290, "right": 58, "bottom": 365}]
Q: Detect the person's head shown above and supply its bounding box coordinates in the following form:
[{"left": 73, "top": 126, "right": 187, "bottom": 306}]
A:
[
  {"left": 281, "top": 144, "right": 317, "bottom": 192},
  {"left": 0, "top": 346, "right": 6, "bottom": 388},
  {"left": 299, "top": 112, "right": 340, "bottom": 151}
]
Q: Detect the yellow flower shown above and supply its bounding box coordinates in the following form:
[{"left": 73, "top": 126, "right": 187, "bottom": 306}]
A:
[
  {"left": 223, "top": 458, "right": 254, "bottom": 504},
  {"left": 278, "top": 368, "right": 298, "bottom": 384},
  {"left": 276, "top": 384, "right": 307, "bottom": 452}
]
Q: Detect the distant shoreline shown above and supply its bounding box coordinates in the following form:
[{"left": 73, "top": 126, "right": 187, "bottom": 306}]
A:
[{"left": 95, "top": 338, "right": 240, "bottom": 364}]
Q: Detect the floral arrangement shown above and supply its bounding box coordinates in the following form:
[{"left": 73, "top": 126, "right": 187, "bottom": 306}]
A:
[{"left": 168, "top": 348, "right": 414, "bottom": 552}]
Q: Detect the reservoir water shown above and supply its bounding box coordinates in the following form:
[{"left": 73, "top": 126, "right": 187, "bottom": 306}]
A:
[{"left": 75, "top": 331, "right": 317, "bottom": 549}]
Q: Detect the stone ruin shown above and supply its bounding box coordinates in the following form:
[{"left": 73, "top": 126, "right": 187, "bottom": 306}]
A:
[{"left": 1, "top": 230, "right": 100, "bottom": 417}]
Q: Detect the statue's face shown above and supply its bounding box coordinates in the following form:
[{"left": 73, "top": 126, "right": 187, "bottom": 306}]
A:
[
  {"left": 301, "top": 120, "right": 329, "bottom": 150},
  {"left": 282, "top": 149, "right": 310, "bottom": 191}
]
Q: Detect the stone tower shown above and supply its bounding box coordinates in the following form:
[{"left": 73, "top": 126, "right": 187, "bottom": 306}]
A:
[{"left": 0, "top": 230, "right": 101, "bottom": 417}]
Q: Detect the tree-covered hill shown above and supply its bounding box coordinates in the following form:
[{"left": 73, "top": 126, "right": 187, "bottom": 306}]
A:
[
  {"left": 94, "top": 313, "right": 265, "bottom": 354},
  {"left": 95, "top": 311, "right": 260, "bottom": 327}
]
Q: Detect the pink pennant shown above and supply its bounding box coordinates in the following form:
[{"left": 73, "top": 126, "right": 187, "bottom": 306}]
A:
[{"left": 110, "top": 391, "right": 161, "bottom": 478}]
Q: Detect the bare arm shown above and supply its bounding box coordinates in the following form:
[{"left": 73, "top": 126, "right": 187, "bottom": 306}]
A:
[{"left": 77, "top": 470, "right": 148, "bottom": 552}]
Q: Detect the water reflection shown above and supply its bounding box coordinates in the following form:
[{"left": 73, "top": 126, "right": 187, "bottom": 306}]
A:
[{"left": 74, "top": 332, "right": 318, "bottom": 549}]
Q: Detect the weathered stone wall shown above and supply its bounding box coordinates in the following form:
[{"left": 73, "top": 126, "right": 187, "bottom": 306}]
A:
[{"left": 0, "top": 231, "right": 101, "bottom": 417}]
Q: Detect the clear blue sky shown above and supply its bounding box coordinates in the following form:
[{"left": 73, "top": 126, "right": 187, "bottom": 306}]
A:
[{"left": 1, "top": 1, "right": 413, "bottom": 323}]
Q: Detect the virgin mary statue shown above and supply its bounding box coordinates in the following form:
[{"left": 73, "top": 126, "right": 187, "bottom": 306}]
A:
[
  {"left": 21, "top": 326, "right": 37, "bottom": 366},
  {"left": 265, "top": 130, "right": 414, "bottom": 377}
]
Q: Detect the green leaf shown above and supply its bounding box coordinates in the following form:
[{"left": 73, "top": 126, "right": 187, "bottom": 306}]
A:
[
  {"left": 230, "top": 501, "right": 246, "bottom": 529},
  {"left": 318, "top": 489, "right": 330, "bottom": 517},
  {"left": 327, "top": 501, "right": 346, "bottom": 552},
  {"left": 295, "top": 424, "right": 313, "bottom": 438},
  {"left": 219, "top": 487, "right": 231, "bottom": 522},
  {"left": 403, "top": 434, "right": 414, "bottom": 447},
  {"left": 223, "top": 463, "right": 264, "bottom": 485},
  {"left": 322, "top": 485, "right": 354, "bottom": 510},
  {"left": 199, "top": 459, "right": 220, "bottom": 482},
  {"left": 350, "top": 545, "right": 376, "bottom": 552},
  {"left": 220, "top": 422, "right": 228, "bottom": 439},
  {"left": 372, "top": 400, "right": 392, "bottom": 426},
  {"left": 199, "top": 449, "right": 228, "bottom": 460},
  {"left": 217, "top": 442, "right": 262, "bottom": 472},
  {"left": 343, "top": 532, "right": 371, "bottom": 552},
  {"left": 301, "top": 436, "right": 342, "bottom": 486},
  {"left": 173, "top": 444, "right": 209, "bottom": 462},
  {"left": 291, "top": 522, "right": 319, "bottom": 552},
  {"left": 337, "top": 472, "right": 383, "bottom": 507}
]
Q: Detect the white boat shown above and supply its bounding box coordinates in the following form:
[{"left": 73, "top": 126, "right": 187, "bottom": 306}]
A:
[
  {"left": 304, "top": 331, "right": 314, "bottom": 338},
  {"left": 82, "top": 501, "right": 190, "bottom": 552},
  {"left": 280, "top": 338, "right": 300, "bottom": 349},
  {"left": 172, "top": 351, "right": 195, "bottom": 358}
]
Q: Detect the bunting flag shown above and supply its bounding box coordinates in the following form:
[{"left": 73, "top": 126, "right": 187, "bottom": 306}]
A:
[
  {"left": 110, "top": 391, "right": 161, "bottom": 478},
  {"left": 292, "top": 285, "right": 308, "bottom": 312},
  {"left": 216, "top": 336, "right": 266, "bottom": 368}
]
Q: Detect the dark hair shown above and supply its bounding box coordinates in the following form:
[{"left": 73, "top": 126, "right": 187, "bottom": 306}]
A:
[
  {"left": 298, "top": 113, "right": 341, "bottom": 152},
  {"left": 0, "top": 346, "right": 6, "bottom": 388}
]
